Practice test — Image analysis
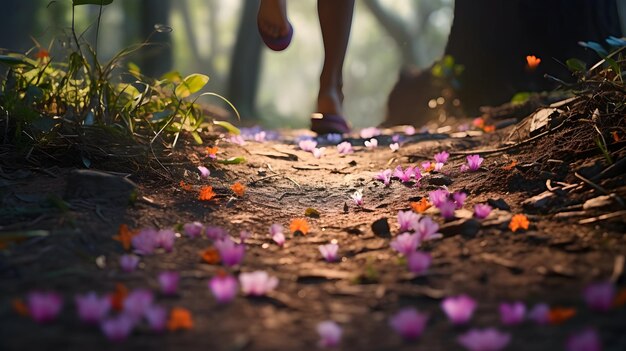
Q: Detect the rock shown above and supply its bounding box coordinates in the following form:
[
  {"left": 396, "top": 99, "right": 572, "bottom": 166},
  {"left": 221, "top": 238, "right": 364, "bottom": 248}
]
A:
[
  {"left": 371, "top": 218, "right": 390, "bottom": 238},
  {"left": 521, "top": 191, "right": 555, "bottom": 210},
  {"left": 440, "top": 218, "right": 481, "bottom": 238},
  {"left": 487, "top": 198, "right": 510, "bottom": 211},
  {"left": 425, "top": 174, "right": 453, "bottom": 186},
  {"left": 64, "top": 170, "right": 136, "bottom": 204}
]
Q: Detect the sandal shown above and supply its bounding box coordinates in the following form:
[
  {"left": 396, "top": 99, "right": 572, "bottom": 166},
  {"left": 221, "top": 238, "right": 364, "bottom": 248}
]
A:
[
  {"left": 310, "top": 113, "right": 351, "bottom": 135},
  {"left": 258, "top": 20, "right": 294, "bottom": 51}
]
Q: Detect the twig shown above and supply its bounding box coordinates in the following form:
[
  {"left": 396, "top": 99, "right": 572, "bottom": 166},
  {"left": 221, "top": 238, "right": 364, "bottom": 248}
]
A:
[
  {"left": 579, "top": 210, "right": 626, "bottom": 224},
  {"left": 611, "top": 255, "right": 625, "bottom": 283},
  {"left": 574, "top": 172, "right": 625, "bottom": 207},
  {"left": 248, "top": 174, "right": 281, "bottom": 185}
]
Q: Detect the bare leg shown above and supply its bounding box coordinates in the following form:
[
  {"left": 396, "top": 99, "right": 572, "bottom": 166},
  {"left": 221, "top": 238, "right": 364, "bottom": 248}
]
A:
[
  {"left": 257, "top": 0, "right": 289, "bottom": 38},
  {"left": 317, "top": 0, "right": 355, "bottom": 116}
]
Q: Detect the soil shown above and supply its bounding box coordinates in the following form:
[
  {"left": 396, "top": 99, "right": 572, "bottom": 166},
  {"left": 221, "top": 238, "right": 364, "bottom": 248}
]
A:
[{"left": 1, "top": 107, "right": 625, "bottom": 350}]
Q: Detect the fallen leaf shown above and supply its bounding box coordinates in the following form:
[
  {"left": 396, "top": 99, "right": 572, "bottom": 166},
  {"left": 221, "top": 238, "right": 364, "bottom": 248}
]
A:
[
  {"left": 198, "top": 186, "right": 216, "bottom": 201},
  {"left": 110, "top": 283, "right": 129, "bottom": 311},
  {"left": 230, "top": 182, "right": 245, "bottom": 197},
  {"left": 548, "top": 307, "right": 576, "bottom": 325},
  {"left": 167, "top": 307, "right": 193, "bottom": 331},
  {"left": 410, "top": 198, "right": 431, "bottom": 213},
  {"left": 502, "top": 160, "right": 518, "bottom": 171},
  {"left": 509, "top": 214, "right": 530, "bottom": 232},
  {"left": 200, "top": 247, "right": 220, "bottom": 264},
  {"left": 179, "top": 181, "right": 193, "bottom": 192},
  {"left": 112, "top": 224, "right": 138, "bottom": 251},
  {"left": 12, "top": 298, "right": 29, "bottom": 317},
  {"left": 290, "top": 218, "right": 309, "bottom": 235}
]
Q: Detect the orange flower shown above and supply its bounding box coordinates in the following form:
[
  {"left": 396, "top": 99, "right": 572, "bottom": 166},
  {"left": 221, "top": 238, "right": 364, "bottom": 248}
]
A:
[
  {"left": 198, "top": 186, "right": 216, "bottom": 201},
  {"left": 509, "top": 214, "right": 529, "bottom": 232},
  {"left": 290, "top": 218, "right": 309, "bottom": 235},
  {"left": 483, "top": 125, "right": 496, "bottom": 133},
  {"left": 613, "top": 288, "right": 626, "bottom": 307},
  {"left": 112, "top": 224, "right": 138, "bottom": 251},
  {"left": 12, "top": 298, "right": 29, "bottom": 317},
  {"left": 230, "top": 182, "right": 245, "bottom": 197},
  {"left": 200, "top": 247, "right": 220, "bottom": 264},
  {"left": 179, "top": 181, "right": 193, "bottom": 192},
  {"left": 473, "top": 117, "right": 485, "bottom": 129},
  {"left": 410, "top": 198, "right": 431, "bottom": 213},
  {"left": 526, "top": 55, "right": 541, "bottom": 70},
  {"left": 548, "top": 307, "right": 576, "bottom": 325},
  {"left": 110, "top": 283, "right": 129, "bottom": 311},
  {"left": 167, "top": 307, "right": 193, "bottom": 331},
  {"left": 206, "top": 146, "right": 218, "bottom": 158},
  {"left": 502, "top": 160, "right": 518, "bottom": 171},
  {"left": 423, "top": 164, "right": 435, "bottom": 173},
  {"left": 35, "top": 49, "right": 50, "bottom": 60}
]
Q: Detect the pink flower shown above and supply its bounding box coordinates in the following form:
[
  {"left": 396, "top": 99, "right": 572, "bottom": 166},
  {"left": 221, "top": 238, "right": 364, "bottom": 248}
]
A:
[
  {"left": 421, "top": 161, "right": 432, "bottom": 171},
  {"left": 404, "top": 126, "right": 416, "bottom": 135},
  {"left": 390, "top": 233, "right": 420, "bottom": 256},
  {"left": 434, "top": 151, "right": 450, "bottom": 164},
  {"left": 215, "top": 237, "right": 245, "bottom": 267},
  {"left": 458, "top": 328, "right": 511, "bottom": 351},
  {"left": 583, "top": 281, "right": 616, "bottom": 312},
  {"left": 123, "top": 289, "right": 154, "bottom": 319},
  {"left": 393, "top": 166, "right": 414, "bottom": 183},
  {"left": 390, "top": 143, "right": 400, "bottom": 152},
  {"left": 158, "top": 271, "right": 179, "bottom": 296},
  {"left": 415, "top": 217, "right": 442, "bottom": 241},
  {"left": 397, "top": 210, "right": 420, "bottom": 232},
  {"left": 351, "top": 190, "right": 363, "bottom": 206},
  {"left": 319, "top": 243, "right": 339, "bottom": 262},
  {"left": 239, "top": 271, "right": 278, "bottom": 296},
  {"left": 438, "top": 200, "right": 457, "bottom": 219},
  {"left": 466, "top": 155, "right": 484, "bottom": 171},
  {"left": 389, "top": 308, "right": 428, "bottom": 340},
  {"left": 499, "top": 301, "right": 526, "bottom": 325},
  {"left": 441, "top": 295, "right": 477, "bottom": 325},
  {"left": 183, "top": 221, "right": 204, "bottom": 238},
  {"left": 75, "top": 292, "right": 110, "bottom": 324},
  {"left": 360, "top": 127, "right": 381, "bottom": 139},
  {"left": 209, "top": 274, "right": 239, "bottom": 303},
  {"left": 528, "top": 303, "right": 550, "bottom": 325},
  {"left": 101, "top": 313, "right": 135, "bottom": 342},
  {"left": 413, "top": 167, "right": 423, "bottom": 182},
  {"left": 205, "top": 226, "right": 228, "bottom": 240},
  {"left": 144, "top": 305, "right": 167, "bottom": 332},
  {"left": 434, "top": 162, "right": 444, "bottom": 171},
  {"left": 228, "top": 135, "right": 246, "bottom": 146},
  {"left": 27, "top": 291, "right": 63, "bottom": 324},
  {"left": 566, "top": 328, "right": 601, "bottom": 351},
  {"left": 474, "top": 204, "right": 493, "bottom": 219},
  {"left": 337, "top": 141, "right": 353, "bottom": 154},
  {"left": 270, "top": 224, "right": 285, "bottom": 246},
  {"left": 407, "top": 251, "right": 432, "bottom": 274},
  {"left": 312, "top": 147, "right": 326, "bottom": 159},
  {"left": 460, "top": 164, "right": 470, "bottom": 173},
  {"left": 119, "top": 254, "right": 140, "bottom": 273},
  {"left": 156, "top": 229, "right": 176, "bottom": 252},
  {"left": 317, "top": 320, "right": 342, "bottom": 348},
  {"left": 299, "top": 139, "right": 318, "bottom": 152},
  {"left": 131, "top": 228, "right": 158, "bottom": 255},
  {"left": 429, "top": 189, "right": 450, "bottom": 207},
  {"left": 453, "top": 192, "right": 467, "bottom": 209},
  {"left": 364, "top": 138, "right": 378, "bottom": 148},
  {"left": 197, "top": 166, "right": 210, "bottom": 178},
  {"left": 374, "top": 169, "right": 392, "bottom": 186},
  {"left": 239, "top": 230, "right": 251, "bottom": 243}
]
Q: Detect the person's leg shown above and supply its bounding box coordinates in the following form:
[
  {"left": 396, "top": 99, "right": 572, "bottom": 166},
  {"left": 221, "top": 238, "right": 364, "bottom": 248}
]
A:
[
  {"left": 257, "top": 0, "right": 289, "bottom": 39},
  {"left": 316, "top": 0, "right": 355, "bottom": 118}
]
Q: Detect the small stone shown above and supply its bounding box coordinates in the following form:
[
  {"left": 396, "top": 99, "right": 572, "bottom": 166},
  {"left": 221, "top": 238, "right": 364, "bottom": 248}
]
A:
[
  {"left": 440, "top": 218, "right": 481, "bottom": 238},
  {"left": 425, "top": 174, "right": 453, "bottom": 186},
  {"left": 64, "top": 170, "right": 136, "bottom": 204},
  {"left": 371, "top": 218, "right": 390, "bottom": 238},
  {"left": 487, "top": 198, "right": 510, "bottom": 211}
]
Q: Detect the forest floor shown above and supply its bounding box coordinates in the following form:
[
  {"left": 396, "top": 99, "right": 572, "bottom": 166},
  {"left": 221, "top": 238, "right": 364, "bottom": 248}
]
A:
[{"left": 0, "top": 97, "right": 625, "bottom": 350}]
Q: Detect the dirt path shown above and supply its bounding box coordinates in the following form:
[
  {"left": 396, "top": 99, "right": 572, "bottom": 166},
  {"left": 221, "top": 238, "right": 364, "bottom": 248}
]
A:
[{"left": 1, "top": 123, "right": 625, "bottom": 350}]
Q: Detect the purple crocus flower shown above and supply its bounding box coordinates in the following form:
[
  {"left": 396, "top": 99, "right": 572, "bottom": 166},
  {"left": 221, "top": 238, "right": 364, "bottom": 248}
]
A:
[
  {"left": 364, "top": 138, "right": 379, "bottom": 148},
  {"left": 566, "top": 328, "right": 601, "bottom": 351},
  {"left": 270, "top": 224, "right": 285, "bottom": 246},
  {"left": 299, "top": 139, "right": 318, "bottom": 152},
  {"left": 413, "top": 167, "right": 423, "bottom": 182},
  {"left": 312, "top": 147, "right": 326, "bottom": 159},
  {"left": 474, "top": 204, "right": 493, "bottom": 219},
  {"left": 183, "top": 221, "right": 204, "bottom": 238},
  {"left": 466, "top": 155, "right": 484, "bottom": 171},
  {"left": 27, "top": 291, "right": 63, "bottom": 324},
  {"left": 228, "top": 135, "right": 246, "bottom": 145},
  {"left": 421, "top": 161, "right": 432, "bottom": 171},
  {"left": 319, "top": 243, "right": 339, "bottom": 262},
  {"left": 397, "top": 210, "right": 420, "bottom": 232},
  {"left": 434, "top": 162, "right": 444, "bottom": 172},
  {"left": 583, "top": 281, "right": 616, "bottom": 312},
  {"left": 453, "top": 192, "right": 467, "bottom": 209},
  {"left": 351, "top": 190, "right": 364, "bottom": 207},
  {"left": 158, "top": 271, "right": 179, "bottom": 296},
  {"left": 123, "top": 289, "right": 154, "bottom": 319},
  {"left": 405, "top": 126, "right": 416, "bottom": 135},
  {"left": 360, "top": 127, "right": 381, "bottom": 139},
  {"left": 144, "top": 305, "right": 167, "bottom": 332},
  {"left": 415, "top": 217, "right": 442, "bottom": 241},
  {"left": 205, "top": 226, "right": 228, "bottom": 241},
  {"left": 389, "top": 307, "right": 429, "bottom": 340},
  {"left": 393, "top": 166, "right": 414, "bottom": 183},
  {"left": 197, "top": 166, "right": 210, "bottom": 178},
  {"left": 528, "top": 303, "right": 550, "bottom": 325},
  {"left": 438, "top": 200, "right": 457, "bottom": 220},
  {"left": 441, "top": 294, "right": 477, "bottom": 325},
  {"left": 407, "top": 251, "right": 432, "bottom": 274},
  {"left": 75, "top": 292, "right": 111, "bottom": 325},
  {"left": 119, "top": 254, "right": 140, "bottom": 273},
  {"left": 434, "top": 151, "right": 450, "bottom": 164},
  {"left": 156, "top": 229, "right": 176, "bottom": 253},
  {"left": 429, "top": 189, "right": 450, "bottom": 207},
  {"left": 209, "top": 274, "right": 239, "bottom": 303},
  {"left": 131, "top": 228, "right": 158, "bottom": 255},
  {"left": 390, "top": 233, "right": 420, "bottom": 256},
  {"left": 215, "top": 237, "right": 245, "bottom": 267},
  {"left": 374, "top": 169, "right": 392, "bottom": 186},
  {"left": 317, "top": 320, "right": 342, "bottom": 348},
  {"left": 239, "top": 271, "right": 279, "bottom": 296},
  {"left": 460, "top": 164, "right": 470, "bottom": 173},
  {"left": 100, "top": 313, "right": 135, "bottom": 342},
  {"left": 337, "top": 141, "right": 353, "bottom": 154},
  {"left": 457, "top": 328, "right": 511, "bottom": 351},
  {"left": 499, "top": 301, "right": 526, "bottom": 325}
]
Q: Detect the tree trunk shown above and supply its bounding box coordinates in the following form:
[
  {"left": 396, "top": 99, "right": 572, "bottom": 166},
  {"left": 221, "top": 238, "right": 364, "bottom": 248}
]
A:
[
  {"left": 139, "top": 0, "right": 173, "bottom": 78},
  {"left": 226, "top": 1, "right": 263, "bottom": 121}
]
